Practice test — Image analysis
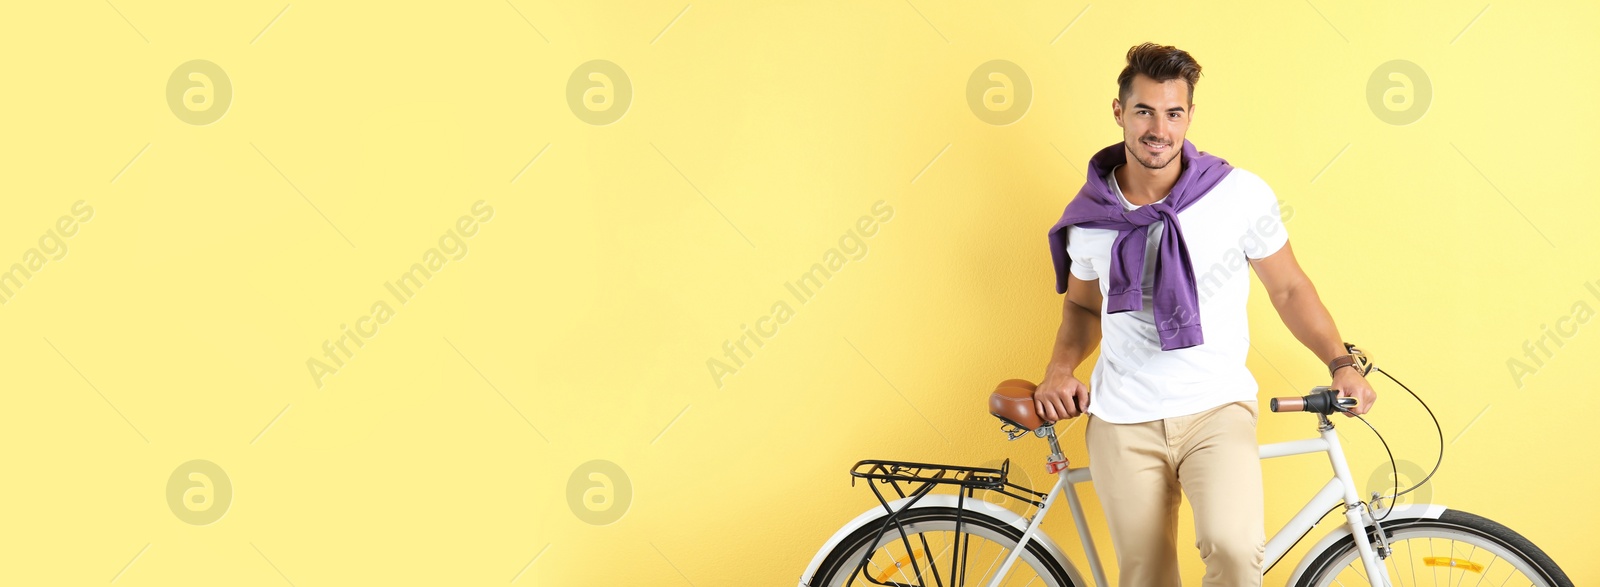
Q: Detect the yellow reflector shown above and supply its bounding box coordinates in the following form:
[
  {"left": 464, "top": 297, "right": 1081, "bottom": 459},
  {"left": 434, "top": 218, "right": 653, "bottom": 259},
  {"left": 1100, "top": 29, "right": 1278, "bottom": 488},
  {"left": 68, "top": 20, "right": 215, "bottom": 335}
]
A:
[{"left": 1422, "top": 557, "right": 1484, "bottom": 572}]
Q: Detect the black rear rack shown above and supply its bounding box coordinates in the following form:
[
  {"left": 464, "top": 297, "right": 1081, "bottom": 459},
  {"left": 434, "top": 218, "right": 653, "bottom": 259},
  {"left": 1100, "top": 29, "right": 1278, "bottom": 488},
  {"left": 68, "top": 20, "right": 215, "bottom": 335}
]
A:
[{"left": 842, "top": 458, "right": 1049, "bottom": 586}]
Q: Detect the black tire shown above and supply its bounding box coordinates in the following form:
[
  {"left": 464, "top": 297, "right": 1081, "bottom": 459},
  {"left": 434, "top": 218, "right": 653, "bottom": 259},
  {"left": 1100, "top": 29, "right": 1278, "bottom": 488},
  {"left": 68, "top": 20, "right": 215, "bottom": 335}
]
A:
[
  {"left": 1296, "top": 508, "right": 1571, "bottom": 587},
  {"left": 808, "top": 506, "right": 1078, "bottom": 587}
]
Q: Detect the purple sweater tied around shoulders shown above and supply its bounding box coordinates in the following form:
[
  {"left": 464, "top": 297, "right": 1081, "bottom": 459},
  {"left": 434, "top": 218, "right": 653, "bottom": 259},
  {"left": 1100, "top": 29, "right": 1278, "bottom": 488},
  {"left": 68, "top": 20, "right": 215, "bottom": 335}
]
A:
[{"left": 1046, "top": 139, "right": 1234, "bottom": 351}]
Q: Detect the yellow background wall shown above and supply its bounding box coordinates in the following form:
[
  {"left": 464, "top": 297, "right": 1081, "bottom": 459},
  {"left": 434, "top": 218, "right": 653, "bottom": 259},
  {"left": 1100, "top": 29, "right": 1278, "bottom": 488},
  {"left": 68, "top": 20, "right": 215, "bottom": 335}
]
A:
[{"left": 2, "top": 0, "right": 1596, "bottom": 584}]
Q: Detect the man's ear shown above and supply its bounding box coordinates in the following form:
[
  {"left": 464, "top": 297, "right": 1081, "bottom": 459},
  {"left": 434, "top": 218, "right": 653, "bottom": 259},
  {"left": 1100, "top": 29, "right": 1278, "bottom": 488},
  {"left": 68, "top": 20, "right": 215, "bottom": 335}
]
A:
[{"left": 1111, "top": 98, "right": 1124, "bottom": 128}]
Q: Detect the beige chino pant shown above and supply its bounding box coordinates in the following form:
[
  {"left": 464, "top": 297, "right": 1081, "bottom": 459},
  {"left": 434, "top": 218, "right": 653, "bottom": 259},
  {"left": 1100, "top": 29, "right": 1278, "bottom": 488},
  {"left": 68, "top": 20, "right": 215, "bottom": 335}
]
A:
[{"left": 1085, "top": 400, "right": 1265, "bottom": 587}]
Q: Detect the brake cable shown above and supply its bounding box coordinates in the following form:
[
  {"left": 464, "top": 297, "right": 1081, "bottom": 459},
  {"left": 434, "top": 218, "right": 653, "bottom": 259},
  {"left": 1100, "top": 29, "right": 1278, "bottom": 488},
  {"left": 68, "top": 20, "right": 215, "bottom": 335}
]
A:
[{"left": 1333, "top": 365, "right": 1445, "bottom": 521}]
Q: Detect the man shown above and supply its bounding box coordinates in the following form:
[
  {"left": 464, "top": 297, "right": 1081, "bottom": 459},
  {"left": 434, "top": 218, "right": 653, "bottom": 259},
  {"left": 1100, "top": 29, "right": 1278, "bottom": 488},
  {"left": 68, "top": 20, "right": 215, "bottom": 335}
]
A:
[{"left": 1035, "top": 43, "right": 1378, "bottom": 587}]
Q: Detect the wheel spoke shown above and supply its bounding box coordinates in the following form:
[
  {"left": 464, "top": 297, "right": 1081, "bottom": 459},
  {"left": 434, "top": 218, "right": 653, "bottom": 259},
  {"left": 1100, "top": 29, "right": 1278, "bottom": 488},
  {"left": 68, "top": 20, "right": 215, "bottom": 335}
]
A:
[
  {"left": 1386, "top": 547, "right": 1403, "bottom": 587},
  {"left": 1405, "top": 535, "right": 1417, "bottom": 587},
  {"left": 1452, "top": 544, "right": 1477, "bottom": 587},
  {"left": 1348, "top": 554, "right": 1369, "bottom": 583},
  {"left": 1471, "top": 557, "right": 1495, "bottom": 587},
  {"left": 1433, "top": 534, "right": 1446, "bottom": 585},
  {"left": 971, "top": 539, "right": 1003, "bottom": 586}
]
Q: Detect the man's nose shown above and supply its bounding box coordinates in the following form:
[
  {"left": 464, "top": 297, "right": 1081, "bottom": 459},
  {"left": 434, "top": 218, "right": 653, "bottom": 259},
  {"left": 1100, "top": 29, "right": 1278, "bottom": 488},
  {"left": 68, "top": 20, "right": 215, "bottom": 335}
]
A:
[{"left": 1151, "top": 115, "right": 1173, "bottom": 137}]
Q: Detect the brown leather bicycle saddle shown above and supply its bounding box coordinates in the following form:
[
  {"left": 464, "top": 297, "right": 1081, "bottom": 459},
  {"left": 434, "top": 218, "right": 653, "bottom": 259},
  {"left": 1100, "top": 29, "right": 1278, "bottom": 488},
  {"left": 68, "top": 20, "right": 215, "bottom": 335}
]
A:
[{"left": 988, "top": 378, "right": 1045, "bottom": 431}]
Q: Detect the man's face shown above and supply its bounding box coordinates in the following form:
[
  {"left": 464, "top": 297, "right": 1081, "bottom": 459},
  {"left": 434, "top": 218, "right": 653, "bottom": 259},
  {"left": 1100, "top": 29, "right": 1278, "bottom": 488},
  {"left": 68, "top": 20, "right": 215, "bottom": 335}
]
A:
[{"left": 1113, "top": 74, "right": 1194, "bottom": 170}]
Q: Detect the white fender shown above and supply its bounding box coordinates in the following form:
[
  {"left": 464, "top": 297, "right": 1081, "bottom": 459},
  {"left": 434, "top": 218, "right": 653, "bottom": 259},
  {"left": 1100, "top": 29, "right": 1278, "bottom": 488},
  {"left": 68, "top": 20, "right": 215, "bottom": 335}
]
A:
[
  {"left": 798, "top": 493, "right": 1085, "bottom": 586},
  {"left": 1283, "top": 502, "right": 1447, "bottom": 586}
]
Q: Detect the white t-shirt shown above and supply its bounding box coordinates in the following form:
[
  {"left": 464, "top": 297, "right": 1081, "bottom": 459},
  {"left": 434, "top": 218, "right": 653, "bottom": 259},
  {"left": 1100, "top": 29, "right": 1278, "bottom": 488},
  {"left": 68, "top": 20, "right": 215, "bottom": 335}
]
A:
[{"left": 1065, "top": 165, "right": 1288, "bottom": 424}]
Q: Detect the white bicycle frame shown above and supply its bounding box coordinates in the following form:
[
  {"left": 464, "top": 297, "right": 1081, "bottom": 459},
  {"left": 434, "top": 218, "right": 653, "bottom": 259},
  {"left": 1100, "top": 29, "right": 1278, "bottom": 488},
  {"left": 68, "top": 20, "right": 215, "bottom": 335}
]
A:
[{"left": 985, "top": 415, "right": 1394, "bottom": 587}]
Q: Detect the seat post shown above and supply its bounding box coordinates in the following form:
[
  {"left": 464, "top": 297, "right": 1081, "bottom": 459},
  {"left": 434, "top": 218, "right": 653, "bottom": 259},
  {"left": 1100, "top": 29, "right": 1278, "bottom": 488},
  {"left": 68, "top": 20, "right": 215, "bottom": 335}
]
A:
[
  {"left": 1033, "top": 422, "right": 1112, "bottom": 587},
  {"left": 1036, "top": 425, "right": 1065, "bottom": 466}
]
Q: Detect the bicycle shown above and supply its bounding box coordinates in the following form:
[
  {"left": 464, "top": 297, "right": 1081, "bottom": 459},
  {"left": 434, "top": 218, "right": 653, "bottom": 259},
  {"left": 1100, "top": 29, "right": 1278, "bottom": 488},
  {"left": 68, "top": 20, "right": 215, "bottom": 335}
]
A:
[{"left": 798, "top": 351, "right": 1571, "bottom": 586}]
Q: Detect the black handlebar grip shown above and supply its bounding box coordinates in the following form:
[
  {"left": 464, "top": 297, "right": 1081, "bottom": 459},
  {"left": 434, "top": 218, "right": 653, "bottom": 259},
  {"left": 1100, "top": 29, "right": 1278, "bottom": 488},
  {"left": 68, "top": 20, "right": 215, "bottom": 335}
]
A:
[{"left": 1271, "top": 388, "right": 1357, "bottom": 415}]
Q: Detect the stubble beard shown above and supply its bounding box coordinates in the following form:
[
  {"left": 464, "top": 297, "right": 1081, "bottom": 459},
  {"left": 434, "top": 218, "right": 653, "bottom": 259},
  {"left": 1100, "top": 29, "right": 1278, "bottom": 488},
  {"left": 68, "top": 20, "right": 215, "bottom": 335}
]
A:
[{"left": 1126, "top": 139, "right": 1179, "bottom": 171}]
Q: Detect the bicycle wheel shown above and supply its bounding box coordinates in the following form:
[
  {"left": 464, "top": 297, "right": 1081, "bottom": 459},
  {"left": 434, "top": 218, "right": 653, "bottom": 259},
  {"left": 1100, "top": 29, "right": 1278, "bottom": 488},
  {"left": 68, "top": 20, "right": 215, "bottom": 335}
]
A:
[
  {"left": 1296, "top": 509, "right": 1571, "bottom": 587},
  {"left": 808, "top": 506, "right": 1077, "bottom": 587}
]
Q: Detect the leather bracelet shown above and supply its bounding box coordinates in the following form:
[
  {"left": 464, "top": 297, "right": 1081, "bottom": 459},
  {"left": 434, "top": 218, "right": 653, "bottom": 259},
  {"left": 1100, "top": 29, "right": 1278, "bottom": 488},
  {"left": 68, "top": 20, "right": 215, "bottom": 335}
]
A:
[{"left": 1328, "top": 354, "right": 1357, "bottom": 377}]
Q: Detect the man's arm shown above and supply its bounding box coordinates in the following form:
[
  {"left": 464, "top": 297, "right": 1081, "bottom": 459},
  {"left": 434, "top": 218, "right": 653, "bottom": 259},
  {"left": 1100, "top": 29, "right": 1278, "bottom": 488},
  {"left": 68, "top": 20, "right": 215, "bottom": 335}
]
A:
[
  {"left": 1036, "top": 273, "right": 1103, "bottom": 421},
  {"left": 1248, "top": 241, "right": 1377, "bottom": 415}
]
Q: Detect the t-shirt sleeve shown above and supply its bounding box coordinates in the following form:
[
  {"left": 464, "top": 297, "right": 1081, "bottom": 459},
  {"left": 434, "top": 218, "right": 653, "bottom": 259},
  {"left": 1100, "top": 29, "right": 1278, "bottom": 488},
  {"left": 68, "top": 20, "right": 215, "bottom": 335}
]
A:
[
  {"left": 1241, "top": 173, "right": 1290, "bottom": 260},
  {"left": 1064, "top": 226, "right": 1098, "bottom": 280}
]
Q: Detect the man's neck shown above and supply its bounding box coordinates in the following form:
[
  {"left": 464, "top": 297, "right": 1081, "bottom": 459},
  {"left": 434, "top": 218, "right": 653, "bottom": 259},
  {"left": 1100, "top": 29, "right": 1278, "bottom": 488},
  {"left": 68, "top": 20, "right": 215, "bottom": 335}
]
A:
[{"left": 1114, "top": 151, "right": 1183, "bottom": 207}]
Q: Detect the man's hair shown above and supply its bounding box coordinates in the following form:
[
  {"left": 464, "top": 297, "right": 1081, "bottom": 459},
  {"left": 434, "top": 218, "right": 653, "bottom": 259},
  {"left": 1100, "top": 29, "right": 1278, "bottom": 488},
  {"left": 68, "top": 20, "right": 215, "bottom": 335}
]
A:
[{"left": 1117, "top": 42, "right": 1202, "bottom": 105}]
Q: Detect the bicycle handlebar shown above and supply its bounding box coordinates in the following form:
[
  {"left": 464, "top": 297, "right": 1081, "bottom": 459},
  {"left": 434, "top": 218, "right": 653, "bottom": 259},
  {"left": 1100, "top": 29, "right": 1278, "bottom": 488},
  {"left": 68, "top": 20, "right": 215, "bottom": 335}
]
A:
[{"left": 1270, "top": 386, "right": 1357, "bottom": 415}]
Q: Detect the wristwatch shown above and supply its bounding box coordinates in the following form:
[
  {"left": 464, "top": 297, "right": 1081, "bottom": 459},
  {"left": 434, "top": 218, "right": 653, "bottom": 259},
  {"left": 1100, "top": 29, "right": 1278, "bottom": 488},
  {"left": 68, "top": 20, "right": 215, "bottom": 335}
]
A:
[{"left": 1327, "top": 342, "right": 1370, "bottom": 377}]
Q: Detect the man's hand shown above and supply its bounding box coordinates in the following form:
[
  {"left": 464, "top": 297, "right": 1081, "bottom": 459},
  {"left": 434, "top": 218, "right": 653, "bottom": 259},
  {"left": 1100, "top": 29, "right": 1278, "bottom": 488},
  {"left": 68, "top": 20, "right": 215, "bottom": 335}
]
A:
[
  {"left": 1332, "top": 367, "right": 1376, "bottom": 416},
  {"left": 1035, "top": 366, "right": 1091, "bottom": 423}
]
